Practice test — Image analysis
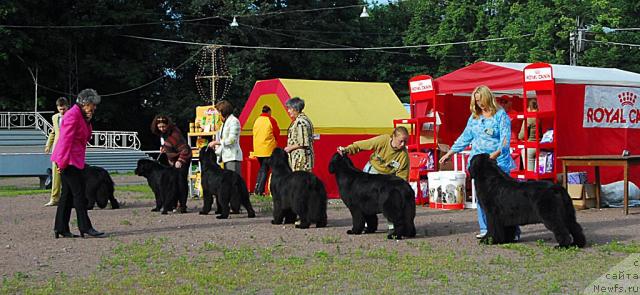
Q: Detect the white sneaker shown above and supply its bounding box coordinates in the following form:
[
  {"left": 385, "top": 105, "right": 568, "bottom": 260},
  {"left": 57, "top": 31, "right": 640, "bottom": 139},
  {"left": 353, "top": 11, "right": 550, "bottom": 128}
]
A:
[
  {"left": 44, "top": 201, "right": 57, "bottom": 207},
  {"left": 475, "top": 232, "right": 487, "bottom": 239}
]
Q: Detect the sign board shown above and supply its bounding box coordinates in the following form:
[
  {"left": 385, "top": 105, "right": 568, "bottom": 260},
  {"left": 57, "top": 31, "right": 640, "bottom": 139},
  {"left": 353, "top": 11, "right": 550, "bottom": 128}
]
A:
[{"left": 583, "top": 86, "right": 640, "bottom": 128}]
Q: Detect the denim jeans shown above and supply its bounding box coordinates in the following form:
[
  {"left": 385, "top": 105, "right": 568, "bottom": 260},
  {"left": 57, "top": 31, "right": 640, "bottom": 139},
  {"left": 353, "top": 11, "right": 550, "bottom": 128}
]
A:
[{"left": 477, "top": 202, "right": 520, "bottom": 237}]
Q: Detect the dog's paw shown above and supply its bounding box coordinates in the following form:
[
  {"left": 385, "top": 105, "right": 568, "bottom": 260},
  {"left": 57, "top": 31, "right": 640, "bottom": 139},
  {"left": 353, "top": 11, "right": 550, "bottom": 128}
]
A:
[
  {"left": 479, "top": 236, "right": 494, "bottom": 245},
  {"left": 295, "top": 223, "right": 310, "bottom": 229},
  {"left": 216, "top": 215, "right": 228, "bottom": 219},
  {"left": 151, "top": 207, "right": 160, "bottom": 212},
  {"left": 248, "top": 212, "right": 256, "bottom": 218},
  {"left": 161, "top": 211, "right": 168, "bottom": 215},
  {"left": 387, "top": 233, "right": 403, "bottom": 240},
  {"left": 199, "top": 211, "right": 208, "bottom": 215},
  {"left": 347, "top": 229, "right": 362, "bottom": 235},
  {"left": 316, "top": 222, "right": 327, "bottom": 228}
]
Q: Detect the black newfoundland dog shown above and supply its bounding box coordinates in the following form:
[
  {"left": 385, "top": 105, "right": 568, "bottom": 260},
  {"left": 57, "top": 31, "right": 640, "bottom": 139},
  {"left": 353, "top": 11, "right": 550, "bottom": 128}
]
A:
[
  {"left": 268, "top": 148, "right": 327, "bottom": 228},
  {"left": 469, "top": 153, "right": 586, "bottom": 248},
  {"left": 84, "top": 165, "right": 120, "bottom": 210},
  {"left": 198, "top": 147, "right": 255, "bottom": 219},
  {"left": 134, "top": 158, "right": 179, "bottom": 214},
  {"left": 328, "top": 152, "right": 416, "bottom": 240}
]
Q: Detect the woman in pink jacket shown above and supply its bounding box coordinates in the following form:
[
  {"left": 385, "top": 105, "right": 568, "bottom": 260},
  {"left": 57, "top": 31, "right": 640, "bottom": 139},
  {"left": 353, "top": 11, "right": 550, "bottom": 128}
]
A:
[{"left": 51, "top": 89, "right": 105, "bottom": 238}]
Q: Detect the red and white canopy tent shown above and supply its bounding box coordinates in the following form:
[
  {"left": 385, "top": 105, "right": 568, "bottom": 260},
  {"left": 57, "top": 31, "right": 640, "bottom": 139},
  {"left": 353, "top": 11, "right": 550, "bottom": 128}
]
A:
[{"left": 430, "top": 61, "right": 640, "bottom": 185}]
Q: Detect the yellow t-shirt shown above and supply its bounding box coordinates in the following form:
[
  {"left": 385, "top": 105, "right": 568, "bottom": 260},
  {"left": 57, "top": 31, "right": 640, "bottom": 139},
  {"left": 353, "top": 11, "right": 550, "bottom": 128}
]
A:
[
  {"left": 344, "top": 134, "right": 409, "bottom": 180},
  {"left": 252, "top": 115, "right": 278, "bottom": 157}
]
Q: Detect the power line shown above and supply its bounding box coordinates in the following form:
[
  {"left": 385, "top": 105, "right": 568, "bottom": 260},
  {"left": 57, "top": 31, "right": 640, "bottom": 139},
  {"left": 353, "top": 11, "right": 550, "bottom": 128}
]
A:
[
  {"left": 30, "top": 47, "right": 204, "bottom": 98},
  {"left": 229, "top": 19, "right": 417, "bottom": 56},
  {"left": 123, "top": 34, "right": 533, "bottom": 51},
  {"left": 0, "top": 5, "right": 363, "bottom": 29},
  {"left": 583, "top": 39, "right": 640, "bottom": 48},
  {"left": 0, "top": 16, "right": 221, "bottom": 29}
]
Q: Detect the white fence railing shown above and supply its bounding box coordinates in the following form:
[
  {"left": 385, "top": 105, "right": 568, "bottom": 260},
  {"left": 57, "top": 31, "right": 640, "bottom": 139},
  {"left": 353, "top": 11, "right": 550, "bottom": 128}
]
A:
[
  {"left": 88, "top": 131, "right": 141, "bottom": 150},
  {"left": 0, "top": 111, "right": 52, "bottom": 135},
  {"left": 0, "top": 112, "right": 141, "bottom": 150}
]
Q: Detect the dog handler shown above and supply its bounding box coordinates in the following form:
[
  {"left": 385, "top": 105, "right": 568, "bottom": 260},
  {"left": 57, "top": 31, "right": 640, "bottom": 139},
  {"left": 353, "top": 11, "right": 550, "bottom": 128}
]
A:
[
  {"left": 439, "top": 85, "right": 517, "bottom": 240},
  {"left": 151, "top": 115, "right": 192, "bottom": 213},
  {"left": 337, "top": 126, "right": 410, "bottom": 181},
  {"left": 51, "top": 89, "right": 105, "bottom": 238}
]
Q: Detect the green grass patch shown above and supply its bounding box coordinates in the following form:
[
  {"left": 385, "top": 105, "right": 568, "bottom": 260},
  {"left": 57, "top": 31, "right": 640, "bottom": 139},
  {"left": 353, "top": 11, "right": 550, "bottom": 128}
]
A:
[
  {"left": 596, "top": 240, "right": 640, "bottom": 254},
  {"left": 1, "top": 238, "right": 626, "bottom": 294},
  {"left": 115, "top": 184, "right": 154, "bottom": 199},
  {"left": 0, "top": 186, "right": 49, "bottom": 197}
]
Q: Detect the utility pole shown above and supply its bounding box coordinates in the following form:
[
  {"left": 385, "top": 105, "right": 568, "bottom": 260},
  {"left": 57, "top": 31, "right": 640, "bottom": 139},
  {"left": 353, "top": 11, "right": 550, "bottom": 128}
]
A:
[{"left": 569, "top": 17, "right": 585, "bottom": 66}]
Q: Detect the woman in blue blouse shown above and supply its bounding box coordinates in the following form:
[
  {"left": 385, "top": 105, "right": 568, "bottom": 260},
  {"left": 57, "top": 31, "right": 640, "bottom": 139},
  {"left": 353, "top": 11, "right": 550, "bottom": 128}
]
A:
[{"left": 439, "top": 85, "right": 517, "bottom": 239}]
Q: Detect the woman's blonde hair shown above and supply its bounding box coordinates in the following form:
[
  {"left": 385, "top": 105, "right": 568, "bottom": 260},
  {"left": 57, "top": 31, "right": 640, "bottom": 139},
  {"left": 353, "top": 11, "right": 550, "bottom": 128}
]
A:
[{"left": 470, "top": 85, "right": 498, "bottom": 119}]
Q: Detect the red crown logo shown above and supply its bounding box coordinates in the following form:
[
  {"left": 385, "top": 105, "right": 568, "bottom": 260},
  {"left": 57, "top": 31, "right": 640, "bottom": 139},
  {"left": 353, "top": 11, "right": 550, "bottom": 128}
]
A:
[{"left": 618, "top": 91, "right": 637, "bottom": 107}]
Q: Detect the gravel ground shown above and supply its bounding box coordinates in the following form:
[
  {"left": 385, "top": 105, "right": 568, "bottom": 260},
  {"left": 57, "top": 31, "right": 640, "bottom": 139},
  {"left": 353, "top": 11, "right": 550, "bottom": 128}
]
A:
[{"left": 1, "top": 175, "right": 639, "bottom": 282}]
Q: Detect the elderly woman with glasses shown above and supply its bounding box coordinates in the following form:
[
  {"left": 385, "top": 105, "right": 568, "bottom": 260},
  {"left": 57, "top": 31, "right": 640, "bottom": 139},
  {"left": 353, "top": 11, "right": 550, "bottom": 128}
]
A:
[
  {"left": 51, "top": 89, "right": 105, "bottom": 238},
  {"left": 284, "top": 97, "right": 315, "bottom": 172},
  {"left": 150, "top": 115, "right": 192, "bottom": 213}
]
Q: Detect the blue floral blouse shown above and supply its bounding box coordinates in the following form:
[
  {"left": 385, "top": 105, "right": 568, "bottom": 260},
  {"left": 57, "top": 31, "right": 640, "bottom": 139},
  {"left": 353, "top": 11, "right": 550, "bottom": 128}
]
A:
[{"left": 451, "top": 108, "right": 515, "bottom": 172}]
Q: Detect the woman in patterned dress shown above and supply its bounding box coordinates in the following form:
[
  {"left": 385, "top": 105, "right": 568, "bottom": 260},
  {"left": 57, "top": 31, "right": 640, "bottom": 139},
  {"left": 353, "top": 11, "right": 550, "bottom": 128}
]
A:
[{"left": 284, "top": 97, "right": 314, "bottom": 172}]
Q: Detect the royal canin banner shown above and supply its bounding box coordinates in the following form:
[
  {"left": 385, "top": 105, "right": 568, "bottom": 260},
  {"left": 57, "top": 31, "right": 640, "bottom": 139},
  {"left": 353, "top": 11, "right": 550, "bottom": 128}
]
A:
[
  {"left": 583, "top": 85, "right": 640, "bottom": 128},
  {"left": 409, "top": 79, "right": 433, "bottom": 93},
  {"left": 524, "top": 67, "right": 552, "bottom": 82}
]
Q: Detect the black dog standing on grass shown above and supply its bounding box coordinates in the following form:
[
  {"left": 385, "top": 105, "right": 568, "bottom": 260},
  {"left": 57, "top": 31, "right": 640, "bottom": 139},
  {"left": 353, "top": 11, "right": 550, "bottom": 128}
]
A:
[
  {"left": 469, "top": 153, "right": 586, "bottom": 248},
  {"left": 84, "top": 165, "right": 119, "bottom": 210},
  {"left": 268, "top": 148, "right": 327, "bottom": 228},
  {"left": 134, "top": 158, "right": 179, "bottom": 214},
  {"left": 198, "top": 147, "right": 255, "bottom": 219},
  {"left": 328, "top": 152, "right": 416, "bottom": 240}
]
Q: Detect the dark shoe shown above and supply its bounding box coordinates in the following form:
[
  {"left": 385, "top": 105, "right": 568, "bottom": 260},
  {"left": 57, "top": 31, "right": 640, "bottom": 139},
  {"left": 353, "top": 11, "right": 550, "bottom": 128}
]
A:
[
  {"left": 80, "top": 228, "right": 105, "bottom": 238},
  {"left": 54, "top": 231, "right": 79, "bottom": 239}
]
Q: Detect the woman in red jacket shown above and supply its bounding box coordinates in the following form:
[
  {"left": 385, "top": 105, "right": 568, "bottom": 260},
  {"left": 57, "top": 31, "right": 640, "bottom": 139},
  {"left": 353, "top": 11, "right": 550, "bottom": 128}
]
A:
[
  {"left": 150, "top": 115, "right": 192, "bottom": 213},
  {"left": 51, "top": 89, "right": 104, "bottom": 238}
]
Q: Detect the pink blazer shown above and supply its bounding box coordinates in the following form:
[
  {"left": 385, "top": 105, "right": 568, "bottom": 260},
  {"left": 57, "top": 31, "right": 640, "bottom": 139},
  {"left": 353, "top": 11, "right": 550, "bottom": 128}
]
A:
[{"left": 51, "top": 104, "right": 92, "bottom": 170}]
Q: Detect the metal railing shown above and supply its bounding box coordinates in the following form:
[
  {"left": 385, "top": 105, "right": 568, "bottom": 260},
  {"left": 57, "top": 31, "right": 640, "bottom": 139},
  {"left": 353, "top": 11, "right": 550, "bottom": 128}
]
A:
[
  {"left": 1, "top": 111, "right": 141, "bottom": 150},
  {"left": 88, "top": 131, "right": 141, "bottom": 150},
  {"left": 0, "top": 111, "right": 52, "bottom": 135}
]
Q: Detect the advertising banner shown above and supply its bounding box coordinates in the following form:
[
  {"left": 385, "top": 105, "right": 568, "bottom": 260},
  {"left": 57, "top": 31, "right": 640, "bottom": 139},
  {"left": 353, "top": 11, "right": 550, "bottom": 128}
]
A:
[{"left": 583, "top": 86, "right": 640, "bottom": 128}]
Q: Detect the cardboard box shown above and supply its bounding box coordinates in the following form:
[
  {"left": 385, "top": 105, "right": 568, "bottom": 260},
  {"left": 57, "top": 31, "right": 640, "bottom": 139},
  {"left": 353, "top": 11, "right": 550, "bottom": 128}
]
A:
[{"left": 567, "top": 184, "right": 597, "bottom": 210}]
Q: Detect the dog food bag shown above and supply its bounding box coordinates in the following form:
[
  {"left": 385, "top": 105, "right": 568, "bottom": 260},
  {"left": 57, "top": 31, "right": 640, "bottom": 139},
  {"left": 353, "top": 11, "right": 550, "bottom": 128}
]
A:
[{"left": 567, "top": 172, "right": 588, "bottom": 184}]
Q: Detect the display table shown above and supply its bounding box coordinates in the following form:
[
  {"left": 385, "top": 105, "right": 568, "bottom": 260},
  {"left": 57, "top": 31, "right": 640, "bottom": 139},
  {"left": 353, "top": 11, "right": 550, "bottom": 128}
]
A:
[{"left": 559, "top": 155, "right": 640, "bottom": 215}]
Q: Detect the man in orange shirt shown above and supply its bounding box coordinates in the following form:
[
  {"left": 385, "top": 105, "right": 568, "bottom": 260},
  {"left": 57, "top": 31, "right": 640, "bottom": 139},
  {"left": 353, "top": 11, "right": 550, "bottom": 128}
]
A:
[{"left": 252, "top": 105, "right": 280, "bottom": 195}]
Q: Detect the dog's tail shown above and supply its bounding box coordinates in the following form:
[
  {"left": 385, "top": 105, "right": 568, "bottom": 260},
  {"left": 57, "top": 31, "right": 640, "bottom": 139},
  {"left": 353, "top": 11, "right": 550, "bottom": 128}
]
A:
[
  {"left": 307, "top": 177, "right": 328, "bottom": 224},
  {"left": 237, "top": 176, "right": 256, "bottom": 217},
  {"left": 554, "top": 186, "right": 586, "bottom": 248}
]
